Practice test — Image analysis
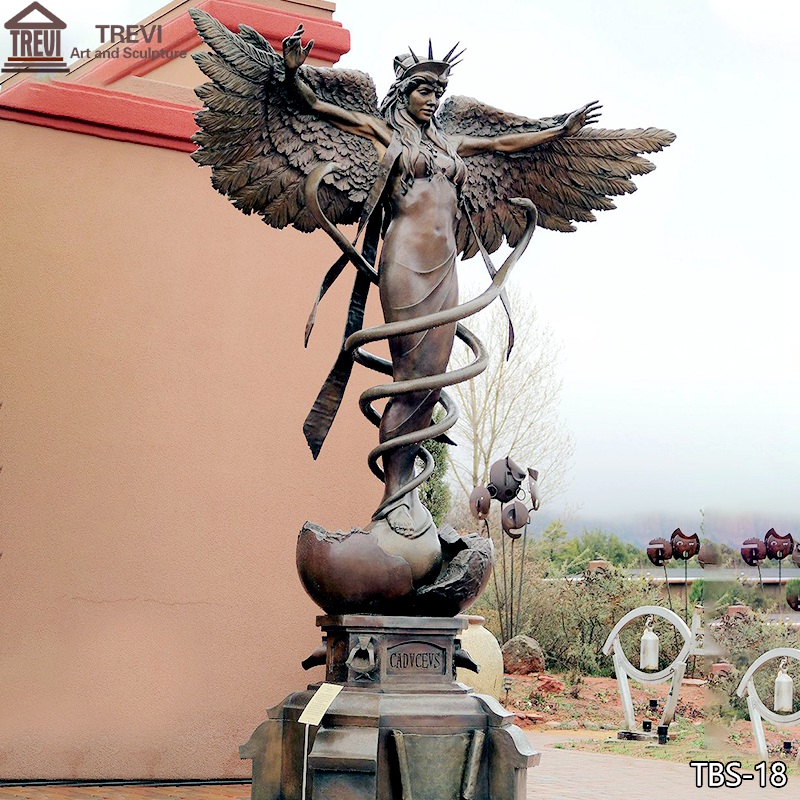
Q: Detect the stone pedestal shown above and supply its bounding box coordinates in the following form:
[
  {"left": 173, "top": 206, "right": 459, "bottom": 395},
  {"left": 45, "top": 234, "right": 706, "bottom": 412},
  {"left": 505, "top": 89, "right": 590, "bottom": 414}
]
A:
[{"left": 240, "top": 615, "right": 539, "bottom": 800}]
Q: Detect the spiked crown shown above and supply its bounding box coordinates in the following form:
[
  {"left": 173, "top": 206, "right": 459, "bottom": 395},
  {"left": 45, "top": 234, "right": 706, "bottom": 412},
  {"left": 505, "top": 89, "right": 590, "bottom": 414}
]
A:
[{"left": 393, "top": 40, "right": 465, "bottom": 84}]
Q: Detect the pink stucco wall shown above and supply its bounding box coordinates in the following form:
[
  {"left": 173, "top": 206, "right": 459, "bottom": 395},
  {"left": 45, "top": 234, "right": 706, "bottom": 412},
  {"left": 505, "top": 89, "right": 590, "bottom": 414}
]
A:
[{"left": 0, "top": 4, "right": 384, "bottom": 776}]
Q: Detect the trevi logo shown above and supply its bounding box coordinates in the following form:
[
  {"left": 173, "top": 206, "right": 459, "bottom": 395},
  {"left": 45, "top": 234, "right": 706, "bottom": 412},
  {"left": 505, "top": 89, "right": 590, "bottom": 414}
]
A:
[{"left": 2, "top": 1, "right": 69, "bottom": 75}]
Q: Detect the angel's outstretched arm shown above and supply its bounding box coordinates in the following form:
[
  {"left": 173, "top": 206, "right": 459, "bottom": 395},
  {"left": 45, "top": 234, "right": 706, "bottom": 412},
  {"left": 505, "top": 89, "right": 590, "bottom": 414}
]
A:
[
  {"left": 283, "top": 25, "right": 391, "bottom": 148},
  {"left": 456, "top": 100, "right": 602, "bottom": 156}
]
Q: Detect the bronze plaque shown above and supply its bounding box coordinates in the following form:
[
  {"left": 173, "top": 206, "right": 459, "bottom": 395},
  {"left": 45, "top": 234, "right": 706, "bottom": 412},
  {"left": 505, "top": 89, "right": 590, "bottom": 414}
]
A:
[{"left": 386, "top": 641, "right": 446, "bottom": 676}]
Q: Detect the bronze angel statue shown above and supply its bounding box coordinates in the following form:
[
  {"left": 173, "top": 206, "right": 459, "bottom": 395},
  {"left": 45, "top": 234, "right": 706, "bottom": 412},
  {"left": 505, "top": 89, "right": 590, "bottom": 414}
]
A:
[{"left": 190, "top": 10, "right": 674, "bottom": 613}]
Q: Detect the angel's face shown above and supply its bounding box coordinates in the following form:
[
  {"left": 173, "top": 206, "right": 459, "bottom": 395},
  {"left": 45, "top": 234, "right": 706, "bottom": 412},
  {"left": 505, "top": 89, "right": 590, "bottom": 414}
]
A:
[{"left": 406, "top": 82, "right": 444, "bottom": 124}]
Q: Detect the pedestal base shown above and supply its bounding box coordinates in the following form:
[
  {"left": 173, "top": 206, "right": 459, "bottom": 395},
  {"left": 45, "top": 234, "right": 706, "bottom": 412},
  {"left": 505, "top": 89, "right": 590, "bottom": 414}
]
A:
[
  {"left": 240, "top": 615, "right": 539, "bottom": 800},
  {"left": 617, "top": 730, "right": 657, "bottom": 741}
]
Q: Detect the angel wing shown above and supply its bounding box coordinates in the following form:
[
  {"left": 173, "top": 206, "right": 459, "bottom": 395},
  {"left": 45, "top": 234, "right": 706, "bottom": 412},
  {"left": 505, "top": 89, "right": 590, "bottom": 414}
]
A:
[
  {"left": 190, "top": 9, "right": 381, "bottom": 232},
  {"left": 436, "top": 96, "right": 675, "bottom": 258}
]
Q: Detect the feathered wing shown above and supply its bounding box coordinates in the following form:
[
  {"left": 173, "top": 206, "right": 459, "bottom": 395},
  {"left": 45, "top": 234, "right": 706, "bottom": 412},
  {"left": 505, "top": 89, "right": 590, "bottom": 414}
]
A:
[
  {"left": 436, "top": 96, "right": 676, "bottom": 258},
  {"left": 190, "top": 9, "right": 380, "bottom": 232}
]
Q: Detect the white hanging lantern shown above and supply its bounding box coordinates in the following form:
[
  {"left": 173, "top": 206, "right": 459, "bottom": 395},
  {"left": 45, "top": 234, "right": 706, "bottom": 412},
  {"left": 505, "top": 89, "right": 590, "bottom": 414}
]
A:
[
  {"left": 774, "top": 658, "right": 794, "bottom": 713},
  {"left": 640, "top": 615, "right": 659, "bottom": 670}
]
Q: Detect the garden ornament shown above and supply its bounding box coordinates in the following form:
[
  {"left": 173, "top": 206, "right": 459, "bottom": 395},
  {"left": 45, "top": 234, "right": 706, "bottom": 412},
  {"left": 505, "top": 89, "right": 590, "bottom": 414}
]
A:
[{"left": 736, "top": 648, "right": 800, "bottom": 758}]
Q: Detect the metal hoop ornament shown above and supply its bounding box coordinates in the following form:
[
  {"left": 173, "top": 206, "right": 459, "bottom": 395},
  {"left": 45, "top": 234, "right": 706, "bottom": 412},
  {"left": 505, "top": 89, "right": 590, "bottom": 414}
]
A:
[
  {"left": 736, "top": 647, "right": 800, "bottom": 727},
  {"left": 602, "top": 605, "right": 694, "bottom": 684}
]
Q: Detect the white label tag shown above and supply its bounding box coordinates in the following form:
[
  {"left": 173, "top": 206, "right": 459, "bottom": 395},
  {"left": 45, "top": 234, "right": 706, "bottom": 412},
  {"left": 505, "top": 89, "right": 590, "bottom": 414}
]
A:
[{"left": 298, "top": 683, "right": 343, "bottom": 726}]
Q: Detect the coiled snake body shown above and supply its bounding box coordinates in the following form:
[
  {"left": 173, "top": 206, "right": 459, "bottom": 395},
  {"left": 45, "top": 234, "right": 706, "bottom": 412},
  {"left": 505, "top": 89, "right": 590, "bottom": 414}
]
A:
[{"left": 305, "top": 163, "right": 538, "bottom": 523}]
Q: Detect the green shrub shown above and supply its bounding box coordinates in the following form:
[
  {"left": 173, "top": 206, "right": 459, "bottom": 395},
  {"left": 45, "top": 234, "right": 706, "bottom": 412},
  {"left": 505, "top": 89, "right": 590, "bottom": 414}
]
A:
[
  {"left": 418, "top": 427, "right": 451, "bottom": 526},
  {"left": 476, "top": 563, "right": 678, "bottom": 675},
  {"left": 690, "top": 578, "right": 777, "bottom": 613}
]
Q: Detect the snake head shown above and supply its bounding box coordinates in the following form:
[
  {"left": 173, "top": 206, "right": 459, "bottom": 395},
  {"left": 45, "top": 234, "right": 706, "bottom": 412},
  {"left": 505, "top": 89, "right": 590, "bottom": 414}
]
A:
[{"left": 508, "top": 197, "right": 538, "bottom": 226}]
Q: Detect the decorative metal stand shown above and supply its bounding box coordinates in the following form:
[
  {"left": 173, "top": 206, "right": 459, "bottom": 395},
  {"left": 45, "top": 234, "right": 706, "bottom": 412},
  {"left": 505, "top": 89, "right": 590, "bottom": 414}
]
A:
[
  {"left": 602, "top": 605, "right": 696, "bottom": 735},
  {"left": 241, "top": 615, "right": 539, "bottom": 800},
  {"left": 646, "top": 530, "right": 700, "bottom": 622},
  {"left": 741, "top": 529, "right": 798, "bottom": 600},
  {"left": 469, "top": 457, "right": 540, "bottom": 644},
  {"left": 735, "top": 647, "right": 800, "bottom": 760}
]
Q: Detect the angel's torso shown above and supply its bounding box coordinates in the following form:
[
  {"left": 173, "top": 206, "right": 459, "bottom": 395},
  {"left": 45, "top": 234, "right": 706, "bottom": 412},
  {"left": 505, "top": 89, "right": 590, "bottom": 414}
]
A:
[
  {"left": 378, "top": 142, "right": 461, "bottom": 336},
  {"left": 381, "top": 138, "right": 461, "bottom": 273},
  {"left": 411, "top": 136, "right": 461, "bottom": 183}
]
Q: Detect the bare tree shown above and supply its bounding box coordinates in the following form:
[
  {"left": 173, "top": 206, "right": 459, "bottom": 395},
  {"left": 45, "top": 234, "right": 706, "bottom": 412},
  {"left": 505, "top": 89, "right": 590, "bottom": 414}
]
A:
[{"left": 446, "top": 285, "right": 574, "bottom": 507}]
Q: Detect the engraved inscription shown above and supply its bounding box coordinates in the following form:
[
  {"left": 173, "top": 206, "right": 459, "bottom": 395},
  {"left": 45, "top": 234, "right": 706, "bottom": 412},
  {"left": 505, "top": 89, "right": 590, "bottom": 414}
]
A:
[{"left": 386, "top": 641, "right": 446, "bottom": 675}]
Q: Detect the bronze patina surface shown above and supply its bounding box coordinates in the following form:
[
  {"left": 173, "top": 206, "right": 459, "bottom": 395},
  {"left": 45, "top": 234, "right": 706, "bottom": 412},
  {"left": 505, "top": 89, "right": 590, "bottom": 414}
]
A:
[
  {"left": 190, "top": 9, "right": 674, "bottom": 612},
  {"left": 190, "top": 10, "right": 674, "bottom": 797},
  {"left": 240, "top": 616, "right": 538, "bottom": 800}
]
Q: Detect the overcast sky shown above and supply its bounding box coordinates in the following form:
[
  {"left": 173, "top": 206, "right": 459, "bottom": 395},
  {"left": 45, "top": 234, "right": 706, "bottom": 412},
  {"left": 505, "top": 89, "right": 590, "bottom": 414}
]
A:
[
  {"left": 337, "top": 0, "right": 800, "bottom": 525},
  {"left": 7, "top": 0, "right": 798, "bottom": 525}
]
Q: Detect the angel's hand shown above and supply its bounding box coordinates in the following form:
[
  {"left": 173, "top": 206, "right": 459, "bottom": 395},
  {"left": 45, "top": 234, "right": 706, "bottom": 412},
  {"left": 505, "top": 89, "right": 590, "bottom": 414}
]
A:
[
  {"left": 282, "top": 25, "right": 314, "bottom": 74},
  {"left": 562, "top": 100, "right": 602, "bottom": 137}
]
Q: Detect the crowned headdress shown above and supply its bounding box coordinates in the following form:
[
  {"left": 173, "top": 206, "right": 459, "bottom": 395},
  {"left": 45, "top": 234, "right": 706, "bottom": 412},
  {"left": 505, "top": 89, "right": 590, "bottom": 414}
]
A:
[{"left": 392, "top": 40, "right": 465, "bottom": 85}]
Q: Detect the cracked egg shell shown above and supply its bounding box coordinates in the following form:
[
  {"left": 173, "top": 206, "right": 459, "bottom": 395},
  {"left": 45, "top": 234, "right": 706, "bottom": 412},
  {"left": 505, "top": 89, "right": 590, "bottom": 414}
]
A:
[{"left": 297, "top": 522, "right": 415, "bottom": 615}]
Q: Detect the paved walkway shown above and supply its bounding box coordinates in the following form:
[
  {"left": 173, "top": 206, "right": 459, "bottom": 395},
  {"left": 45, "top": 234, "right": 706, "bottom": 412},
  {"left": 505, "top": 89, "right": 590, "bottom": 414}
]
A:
[
  {"left": 0, "top": 732, "right": 793, "bottom": 800},
  {"left": 525, "top": 730, "right": 792, "bottom": 799}
]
